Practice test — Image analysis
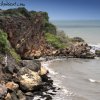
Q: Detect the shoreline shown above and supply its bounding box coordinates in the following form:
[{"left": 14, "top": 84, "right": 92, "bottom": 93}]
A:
[
  {"left": 40, "top": 58, "right": 77, "bottom": 100},
  {"left": 41, "top": 57, "right": 100, "bottom": 100}
]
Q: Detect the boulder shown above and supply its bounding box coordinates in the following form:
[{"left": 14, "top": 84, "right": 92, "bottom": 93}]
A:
[
  {"left": 20, "top": 59, "right": 41, "bottom": 72},
  {"left": 5, "top": 82, "right": 19, "bottom": 91},
  {"left": 0, "top": 84, "right": 7, "bottom": 99},
  {"left": 39, "top": 66, "right": 48, "bottom": 76},
  {"left": 18, "top": 67, "right": 42, "bottom": 91},
  {"left": 72, "top": 37, "right": 84, "bottom": 42},
  {"left": 81, "top": 52, "right": 95, "bottom": 59},
  {"left": 3, "top": 65, "right": 19, "bottom": 74}
]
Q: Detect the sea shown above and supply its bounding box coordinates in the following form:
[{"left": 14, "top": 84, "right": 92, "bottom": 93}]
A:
[{"left": 41, "top": 20, "right": 100, "bottom": 100}]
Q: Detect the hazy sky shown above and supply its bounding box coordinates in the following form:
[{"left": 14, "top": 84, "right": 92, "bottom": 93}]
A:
[{"left": 0, "top": 0, "right": 100, "bottom": 20}]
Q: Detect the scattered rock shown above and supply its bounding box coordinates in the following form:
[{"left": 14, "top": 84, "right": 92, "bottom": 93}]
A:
[
  {"left": 67, "top": 42, "right": 95, "bottom": 59},
  {"left": 20, "top": 59, "right": 41, "bottom": 72},
  {"left": 5, "top": 93, "right": 12, "bottom": 100},
  {"left": 5, "top": 82, "right": 19, "bottom": 91},
  {"left": 0, "top": 84, "right": 7, "bottom": 99},
  {"left": 9, "top": 91, "right": 19, "bottom": 100},
  {"left": 81, "top": 52, "right": 95, "bottom": 59},
  {"left": 17, "top": 90, "right": 26, "bottom": 100},
  {"left": 25, "top": 92, "right": 33, "bottom": 96},
  {"left": 95, "top": 50, "right": 100, "bottom": 57}
]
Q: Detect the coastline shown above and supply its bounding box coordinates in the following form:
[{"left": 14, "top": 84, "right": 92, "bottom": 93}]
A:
[{"left": 0, "top": 8, "right": 100, "bottom": 100}]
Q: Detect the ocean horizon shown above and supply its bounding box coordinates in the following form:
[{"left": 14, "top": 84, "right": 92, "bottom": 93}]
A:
[{"left": 51, "top": 20, "right": 100, "bottom": 44}]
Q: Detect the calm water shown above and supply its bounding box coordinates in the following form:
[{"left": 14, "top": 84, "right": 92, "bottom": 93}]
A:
[
  {"left": 51, "top": 20, "right": 100, "bottom": 44},
  {"left": 45, "top": 58, "right": 100, "bottom": 100},
  {"left": 42, "top": 20, "right": 100, "bottom": 100}
]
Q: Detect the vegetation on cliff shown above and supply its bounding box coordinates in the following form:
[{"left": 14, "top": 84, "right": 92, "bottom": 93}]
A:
[
  {"left": 45, "top": 32, "right": 71, "bottom": 49},
  {"left": 45, "top": 33, "right": 65, "bottom": 49},
  {"left": 0, "top": 30, "right": 8, "bottom": 53},
  {"left": 0, "top": 30, "right": 21, "bottom": 62},
  {"left": 8, "top": 48, "right": 21, "bottom": 62}
]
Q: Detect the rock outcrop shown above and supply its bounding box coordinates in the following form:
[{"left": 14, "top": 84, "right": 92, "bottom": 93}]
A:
[
  {"left": 0, "top": 8, "right": 95, "bottom": 59},
  {"left": 0, "top": 53, "right": 50, "bottom": 100},
  {"left": 42, "top": 42, "right": 95, "bottom": 59},
  {"left": 68, "top": 42, "right": 95, "bottom": 58}
]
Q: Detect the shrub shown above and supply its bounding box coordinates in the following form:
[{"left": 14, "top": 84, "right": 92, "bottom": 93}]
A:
[
  {"left": 45, "top": 33, "right": 65, "bottom": 49},
  {"left": 8, "top": 48, "right": 21, "bottom": 62},
  {"left": 0, "top": 54, "right": 3, "bottom": 62},
  {"left": 42, "top": 12, "right": 49, "bottom": 22},
  {"left": 45, "top": 23, "right": 56, "bottom": 35},
  {"left": 0, "top": 30, "right": 8, "bottom": 53},
  {"left": 17, "top": 7, "right": 31, "bottom": 18},
  {"left": 3, "top": 7, "right": 31, "bottom": 18}
]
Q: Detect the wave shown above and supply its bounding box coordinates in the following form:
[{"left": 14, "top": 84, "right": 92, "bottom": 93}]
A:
[
  {"left": 41, "top": 58, "right": 66, "bottom": 75},
  {"left": 89, "top": 43, "right": 100, "bottom": 54},
  {"left": 88, "top": 78, "right": 100, "bottom": 83},
  {"left": 89, "top": 43, "right": 100, "bottom": 50},
  {"left": 41, "top": 60, "right": 58, "bottom": 75}
]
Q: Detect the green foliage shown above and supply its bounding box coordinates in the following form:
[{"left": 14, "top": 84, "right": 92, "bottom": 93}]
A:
[
  {"left": 42, "top": 12, "right": 49, "bottom": 22},
  {"left": 17, "top": 7, "right": 31, "bottom": 17},
  {"left": 0, "top": 30, "right": 8, "bottom": 53},
  {"left": 9, "top": 48, "right": 21, "bottom": 62},
  {"left": 3, "top": 9, "right": 15, "bottom": 15},
  {"left": 0, "top": 30, "right": 21, "bottom": 62},
  {"left": 45, "top": 23, "right": 56, "bottom": 34},
  {"left": 30, "top": 11, "right": 49, "bottom": 21},
  {"left": 45, "top": 33, "right": 66, "bottom": 49},
  {"left": 3, "top": 7, "right": 31, "bottom": 18},
  {"left": 0, "top": 54, "right": 3, "bottom": 62},
  {"left": 30, "top": 11, "right": 37, "bottom": 15}
]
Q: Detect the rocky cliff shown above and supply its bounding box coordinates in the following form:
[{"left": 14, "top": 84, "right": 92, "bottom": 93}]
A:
[
  {"left": 0, "top": 7, "right": 95, "bottom": 59},
  {"left": 0, "top": 7, "right": 56, "bottom": 59}
]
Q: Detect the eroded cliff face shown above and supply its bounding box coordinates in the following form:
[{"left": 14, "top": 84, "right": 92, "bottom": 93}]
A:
[{"left": 0, "top": 8, "right": 56, "bottom": 58}]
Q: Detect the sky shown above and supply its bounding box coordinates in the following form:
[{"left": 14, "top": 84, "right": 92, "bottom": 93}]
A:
[{"left": 0, "top": 0, "right": 100, "bottom": 20}]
